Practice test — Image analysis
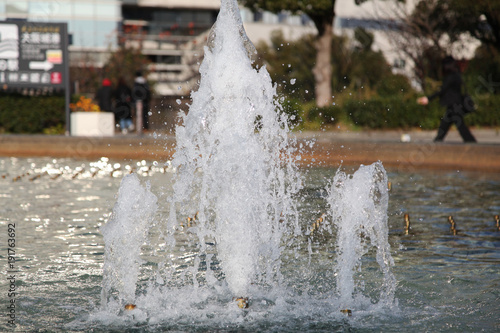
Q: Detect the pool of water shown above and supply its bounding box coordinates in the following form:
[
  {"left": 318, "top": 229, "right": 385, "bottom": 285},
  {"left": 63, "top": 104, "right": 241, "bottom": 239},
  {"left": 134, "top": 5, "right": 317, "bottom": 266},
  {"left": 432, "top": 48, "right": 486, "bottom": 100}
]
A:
[{"left": 0, "top": 156, "right": 499, "bottom": 332}]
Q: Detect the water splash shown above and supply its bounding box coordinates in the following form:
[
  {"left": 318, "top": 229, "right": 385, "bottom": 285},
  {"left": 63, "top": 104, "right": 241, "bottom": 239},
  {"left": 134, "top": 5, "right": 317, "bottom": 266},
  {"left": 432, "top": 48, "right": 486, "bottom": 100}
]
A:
[
  {"left": 170, "top": 0, "right": 301, "bottom": 297},
  {"left": 97, "top": 0, "right": 397, "bottom": 327},
  {"left": 101, "top": 174, "right": 158, "bottom": 309},
  {"left": 327, "top": 162, "right": 397, "bottom": 309}
]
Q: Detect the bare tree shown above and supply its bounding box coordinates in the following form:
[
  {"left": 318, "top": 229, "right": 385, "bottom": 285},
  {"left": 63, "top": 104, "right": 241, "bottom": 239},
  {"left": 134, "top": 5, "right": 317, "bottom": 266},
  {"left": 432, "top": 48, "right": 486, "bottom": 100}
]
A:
[
  {"left": 240, "top": 0, "right": 336, "bottom": 107},
  {"left": 375, "top": 0, "right": 479, "bottom": 90}
]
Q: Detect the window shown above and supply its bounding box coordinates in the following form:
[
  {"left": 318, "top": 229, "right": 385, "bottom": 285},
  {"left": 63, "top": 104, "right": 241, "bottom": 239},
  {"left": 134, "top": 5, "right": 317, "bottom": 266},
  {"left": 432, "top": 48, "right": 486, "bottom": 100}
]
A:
[
  {"left": 95, "top": 20, "right": 117, "bottom": 47},
  {"left": 95, "top": 4, "right": 120, "bottom": 20},
  {"left": 73, "top": 2, "right": 93, "bottom": 18},
  {"left": 393, "top": 58, "right": 406, "bottom": 69},
  {"left": 69, "top": 20, "right": 95, "bottom": 47}
]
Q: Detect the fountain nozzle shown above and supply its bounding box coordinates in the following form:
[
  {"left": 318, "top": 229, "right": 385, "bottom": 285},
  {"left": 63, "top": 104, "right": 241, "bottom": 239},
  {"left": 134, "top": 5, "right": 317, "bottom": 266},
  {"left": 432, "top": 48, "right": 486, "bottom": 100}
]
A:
[
  {"left": 340, "top": 309, "right": 352, "bottom": 316},
  {"left": 234, "top": 297, "right": 249, "bottom": 309},
  {"left": 404, "top": 213, "right": 411, "bottom": 235},
  {"left": 448, "top": 216, "right": 457, "bottom": 235},
  {"left": 124, "top": 304, "right": 136, "bottom": 310},
  {"left": 310, "top": 213, "right": 326, "bottom": 235}
]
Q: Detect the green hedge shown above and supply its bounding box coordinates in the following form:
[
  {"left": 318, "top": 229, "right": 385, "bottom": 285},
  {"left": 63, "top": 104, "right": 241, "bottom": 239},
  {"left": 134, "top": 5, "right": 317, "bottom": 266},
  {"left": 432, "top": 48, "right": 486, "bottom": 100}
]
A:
[
  {"left": 342, "top": 94, "right": 499, "bottom": 129},
  {"left": 306, "top": 105, "right": 343, "bottom": 125},
  {"left": 0, "top": 94, "right": 65, "bottom": 133},
  {"left": 466, "top": 94, "right": 500, "bottom": 127},
  {"left": 1, "top": 92, "right": 497, "bottom": 134}
]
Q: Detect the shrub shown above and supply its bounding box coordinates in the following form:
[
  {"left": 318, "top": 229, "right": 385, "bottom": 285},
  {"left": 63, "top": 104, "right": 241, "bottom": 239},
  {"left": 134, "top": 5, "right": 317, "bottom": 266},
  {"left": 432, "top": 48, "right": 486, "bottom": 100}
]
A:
[
  {"left": 376, "top": 74, "right": 413, "bottom": 97},
  {"left": 344, "top": 96, "right": 440, "bottom": 129},
  {"left": 0, "top": 94, "right": 65, "bottom": 133},
  {"left": 306, "top": 105, "right": 342, "bottom": 125},
  {"left": 343, "top": 94, "right": 499, "bottom": 129},
  {"left": 467, "top": 94, "right": 500, "bottom": 127}
]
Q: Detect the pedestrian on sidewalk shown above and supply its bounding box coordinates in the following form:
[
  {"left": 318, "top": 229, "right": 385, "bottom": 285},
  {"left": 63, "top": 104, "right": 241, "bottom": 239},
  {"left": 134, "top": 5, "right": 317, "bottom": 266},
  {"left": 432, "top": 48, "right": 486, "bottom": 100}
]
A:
[
  {"left": 96, "top": 78, "right": 113, "bottom": 112},
  {"left": 114, "top": 77, "right": 134, "bottom": 134},
  {"left": 417, "top": 56, "right": 476, "bottom": 143}
]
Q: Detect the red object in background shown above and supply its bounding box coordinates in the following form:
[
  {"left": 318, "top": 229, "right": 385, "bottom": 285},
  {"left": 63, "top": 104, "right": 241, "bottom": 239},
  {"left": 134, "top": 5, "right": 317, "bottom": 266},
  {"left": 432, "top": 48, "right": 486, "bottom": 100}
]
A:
[
  {"left": 51, "top": 72, "right": 62, "bottom": 84},
  {"left": 456, "top": 59, "right": 469, "bottom": 73}
]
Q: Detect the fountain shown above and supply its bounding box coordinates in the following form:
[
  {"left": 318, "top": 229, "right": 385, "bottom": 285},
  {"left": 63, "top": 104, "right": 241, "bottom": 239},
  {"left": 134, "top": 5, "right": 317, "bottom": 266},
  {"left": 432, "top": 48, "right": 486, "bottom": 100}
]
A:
[
  {"left": 168, "top": 0, "right": 301, "bottom": 302},
  {"left": 3, "top": 1, "right": 498, "bottom": 332},
  {"left": 100, "top": 174, "right": 158, "bottom": 311},
  {"left": 328, "top": 162, "right": 396, "bottom": 310},
  {"left": 98, "top": 0, "right": 396, "bottom": 321}
]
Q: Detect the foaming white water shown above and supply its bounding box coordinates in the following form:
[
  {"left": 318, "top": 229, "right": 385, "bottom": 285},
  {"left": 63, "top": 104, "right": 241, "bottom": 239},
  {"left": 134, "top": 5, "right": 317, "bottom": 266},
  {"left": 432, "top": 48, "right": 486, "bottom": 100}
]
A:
[
  {"left": 95, "top": 0, "right": 398, "bottom": 328},
  {"left": 170, "top": 0, "right": 301, "bottom": 297},
  {"left": 101, "top": 174, "right": 158, "bottom": 308},
  {"left": 328, "top": 162, "right": 397, "bottom": 309}
]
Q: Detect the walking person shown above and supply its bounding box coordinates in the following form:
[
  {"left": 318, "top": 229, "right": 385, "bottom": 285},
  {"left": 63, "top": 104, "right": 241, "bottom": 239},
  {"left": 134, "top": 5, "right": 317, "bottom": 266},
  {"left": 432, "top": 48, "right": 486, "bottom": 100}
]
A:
[
  {"left": 95, "top": 78, "right": 113, "bottom": 112},
  {"left": 132, "top": 71, "right": 151, "bottom": 131},
  {"left": 114, "top": 77, "right": 134, "bottom": 134},
  {"left": 417, "top": 56, "right": 476, "bottom": 143}
]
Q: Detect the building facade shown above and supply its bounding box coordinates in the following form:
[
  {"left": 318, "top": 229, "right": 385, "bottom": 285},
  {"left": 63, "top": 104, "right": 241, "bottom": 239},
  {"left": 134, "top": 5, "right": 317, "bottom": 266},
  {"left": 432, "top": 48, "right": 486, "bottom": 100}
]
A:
[{"left": 0, "top": 0, "right": 121, "bottom": 67}]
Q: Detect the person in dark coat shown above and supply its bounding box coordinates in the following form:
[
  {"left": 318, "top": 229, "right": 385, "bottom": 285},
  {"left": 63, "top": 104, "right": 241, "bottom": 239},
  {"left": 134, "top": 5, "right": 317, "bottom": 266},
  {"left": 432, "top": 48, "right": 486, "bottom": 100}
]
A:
[
  {"left": 114, "top": 77, "right": 133, "bottom": 133},
  {"left": 132, "top": 71, "right": 151, "bottom": 130},
  {"left": 417, "top": 56, "right": 476, "bottom": 143},
  {"left": 96, "top": 78, "right": 113, "bottom": 112}
]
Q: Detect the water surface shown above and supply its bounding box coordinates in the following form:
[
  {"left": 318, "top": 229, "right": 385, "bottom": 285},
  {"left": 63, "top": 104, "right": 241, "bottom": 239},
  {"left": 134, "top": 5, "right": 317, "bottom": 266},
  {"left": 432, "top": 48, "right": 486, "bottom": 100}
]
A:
[{"left": 0, "top": 157, "right": 498, "bottom": 332}]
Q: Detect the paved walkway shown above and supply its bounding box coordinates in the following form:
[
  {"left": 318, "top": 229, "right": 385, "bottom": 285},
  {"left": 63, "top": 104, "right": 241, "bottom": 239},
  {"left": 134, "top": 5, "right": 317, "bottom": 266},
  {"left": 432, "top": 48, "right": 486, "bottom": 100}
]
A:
[{"left": 1, "top": 128, "right": 499, "bottom": 172}]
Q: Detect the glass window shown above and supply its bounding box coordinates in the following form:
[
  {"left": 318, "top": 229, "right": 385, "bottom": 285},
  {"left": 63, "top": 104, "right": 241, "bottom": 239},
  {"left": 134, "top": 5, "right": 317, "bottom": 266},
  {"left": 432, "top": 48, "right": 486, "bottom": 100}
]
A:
[
  {"left": 69, "top": 20, "right": 95, "bottom": 47},
  {"left": 194, "top": 11, "right": 212, "bottom": 26},
  {"left": 27, "top": 1, "right": 72, "bottom": 18},
  {"left": 95, "top": 20, "right": 117, "bottom": 47},
  {"left": 69, "top": 20, "right": 117, "bottom": 48},
  {"left": 95, "top": 4, "right": 120, "bottom": 20},
  {"left": 28, "top": 1, "right": 53, "bottom": 16},
  {"left": 262, "top": 12, "right": 278, "bottom": 24},
  {"left": 73, "top": 2, "right": 94, "bottom": 18},
  {"left": 239, "top": 8, "right": 253, "bottom": 23}
]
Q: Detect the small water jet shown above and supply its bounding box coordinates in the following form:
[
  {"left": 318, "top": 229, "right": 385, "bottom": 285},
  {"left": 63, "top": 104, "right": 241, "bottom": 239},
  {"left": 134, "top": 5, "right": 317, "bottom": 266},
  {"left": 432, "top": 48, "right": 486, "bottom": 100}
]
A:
[
  {"left": 100, "top": 174, "right": 158, "bottom": 311},
  {"left": 328, "top": 162, "right": 397, "bottom": 310}
]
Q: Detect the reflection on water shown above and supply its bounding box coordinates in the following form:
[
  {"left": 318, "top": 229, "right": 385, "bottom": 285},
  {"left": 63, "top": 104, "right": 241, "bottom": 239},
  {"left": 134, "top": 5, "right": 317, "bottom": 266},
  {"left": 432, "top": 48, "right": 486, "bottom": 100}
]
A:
[{"left": 0, "top": 157, "right": 499, "bottom": 332}]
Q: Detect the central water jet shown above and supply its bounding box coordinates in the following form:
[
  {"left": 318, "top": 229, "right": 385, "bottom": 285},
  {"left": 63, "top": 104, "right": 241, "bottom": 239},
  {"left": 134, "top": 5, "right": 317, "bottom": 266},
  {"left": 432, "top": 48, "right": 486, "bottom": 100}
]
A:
[{"left": 170, "top": 0, "right": 301, "bottom": 300}]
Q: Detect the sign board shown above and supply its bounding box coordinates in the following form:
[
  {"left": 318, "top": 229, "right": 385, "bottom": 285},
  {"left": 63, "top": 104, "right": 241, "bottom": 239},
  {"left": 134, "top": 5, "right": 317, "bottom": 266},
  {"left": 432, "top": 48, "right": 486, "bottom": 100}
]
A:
[
  {"left": 0, "top": 21, "right": 68, "bottom": 89},
  {"left": 0, "top": 21, "right": 71, "bottom": 133}
]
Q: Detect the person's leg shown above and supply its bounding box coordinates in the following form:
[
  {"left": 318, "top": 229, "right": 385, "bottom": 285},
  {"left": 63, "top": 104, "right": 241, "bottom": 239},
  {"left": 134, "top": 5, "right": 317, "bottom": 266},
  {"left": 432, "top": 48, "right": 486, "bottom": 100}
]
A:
[
  {"left": 454, "top": 116, "right": 477, "bottom": 142},
  {"left": 434, "top": 112, "right": 452, "bottom": 142},
  {"left": 143, "top": 103, "right": 149, "bottom": 130}
]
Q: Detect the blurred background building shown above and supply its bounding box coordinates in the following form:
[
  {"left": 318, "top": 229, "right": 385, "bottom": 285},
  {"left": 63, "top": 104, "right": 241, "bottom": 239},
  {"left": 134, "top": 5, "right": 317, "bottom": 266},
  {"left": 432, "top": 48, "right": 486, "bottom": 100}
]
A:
[
  {"left": 0, "top": 0, "right": 485, "bottom": 132},
  {"left": 0, "top": 0, "right": 121, "bottom": 67},
  {"left": 0, "top": 0, "right": 457, "bottom": 96}
]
